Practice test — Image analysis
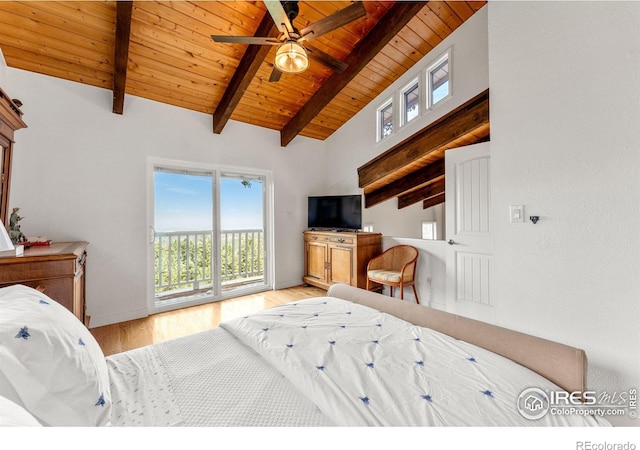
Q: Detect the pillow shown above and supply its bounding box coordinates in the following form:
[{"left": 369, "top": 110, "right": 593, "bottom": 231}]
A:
[
  {"left": 0, "top": 394, "right": 42, "bottom": 426},
  {"left": 0, "top": 285, "right": 111, "bottom": 426}
]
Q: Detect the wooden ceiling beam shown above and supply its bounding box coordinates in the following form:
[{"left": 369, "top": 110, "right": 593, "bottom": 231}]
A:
[
  {"left": 112, "top": 1, "right": 132, "bottom": 115},
  {"left": 212, "top": 11, "right": 278, "bottom": 134},
  {"left": 358, "top": 89, "right": 490, "bottom": 188},
  {"left": 398, "top": 178, "right": 445, "bottom": 209},
  {"left": 279, "top": 1, "right": 428, "bottom": 147},
  {"left": 364, "top": 158, "right": 445, "bottom": 208},
  {"left": 423, "top": 192, "right": 446, "bottom": 209}
]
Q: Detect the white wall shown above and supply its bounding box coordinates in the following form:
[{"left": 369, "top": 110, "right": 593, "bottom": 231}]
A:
[
  {"left": 6, "top": 69, "right": 325, "bottom": 327},
  {"left": 323, "top": 6, "right": 489, "bottom": 238},
  {"left": 323, "top": 1, "right": 640, "bottom": 426},
  {"left": 381, "top": 236, "right": 447, "bottom": 308},
  {"left": 0, "top": 49, "right": 7, "bottom": 88},
  {"left": 320, "top": 6, "right": 488, "bottom": 312},
  {"left": 487, "top": 1, "right": 640, "bottom": 426}
]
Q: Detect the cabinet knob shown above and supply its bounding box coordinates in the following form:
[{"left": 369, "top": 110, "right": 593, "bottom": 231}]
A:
[{"left": 447, "top": 239, "right": 456, "bottom": 245}]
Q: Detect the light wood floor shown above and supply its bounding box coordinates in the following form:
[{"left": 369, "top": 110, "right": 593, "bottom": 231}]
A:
[{"left": 90, "top": 285, "right": 326, "bottom": 356}]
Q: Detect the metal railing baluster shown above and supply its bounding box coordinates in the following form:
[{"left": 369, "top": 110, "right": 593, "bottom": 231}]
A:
[{"left": 154, "top": 229, "right": 265, "bottom": 297}]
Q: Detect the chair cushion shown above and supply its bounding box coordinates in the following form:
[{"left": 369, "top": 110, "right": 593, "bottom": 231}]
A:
[{"left": 367, "top": 269, "right": 412, "bottom": 284}]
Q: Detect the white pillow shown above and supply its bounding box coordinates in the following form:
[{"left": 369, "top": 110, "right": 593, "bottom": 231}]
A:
[
  {"left": 0, "top": 394, "right": 42, "bottom": 426},
  {"left": 0, "top": 285, "right": 111, "bottom": 426}
]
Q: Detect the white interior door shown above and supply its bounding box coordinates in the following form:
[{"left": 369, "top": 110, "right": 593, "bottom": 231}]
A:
[{"left": 445, "top": 142, "right": 493, "bottom": 322}]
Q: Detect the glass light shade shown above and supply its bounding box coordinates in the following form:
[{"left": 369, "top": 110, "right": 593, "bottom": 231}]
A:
[{"left": 274, "top": 41, "right": 309, "bottom": 74}]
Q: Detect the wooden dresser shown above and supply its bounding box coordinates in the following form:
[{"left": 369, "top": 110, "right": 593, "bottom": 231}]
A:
[
  {"left": 303, "top": 230, "right": 381, "bottom": 290},
  {"left": 0, "top": 241, "right": 88, "bottom": 326}
]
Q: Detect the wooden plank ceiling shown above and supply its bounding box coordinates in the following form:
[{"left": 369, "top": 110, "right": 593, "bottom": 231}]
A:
[{"left": 0, "top": 1, "right": 488, "bottom": 208}]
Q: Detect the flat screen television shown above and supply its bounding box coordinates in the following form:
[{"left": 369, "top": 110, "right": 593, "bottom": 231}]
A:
[{"left": 307, "top": 195, "right": 362, "bottom": 231}]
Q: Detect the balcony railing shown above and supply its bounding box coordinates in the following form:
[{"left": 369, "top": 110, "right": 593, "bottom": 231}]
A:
[{"left": 154, "top": 229, "right": 264, "bottom": 298}]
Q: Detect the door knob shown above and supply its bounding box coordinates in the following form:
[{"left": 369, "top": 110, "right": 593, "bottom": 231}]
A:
[{"left": 447, "top": 239, "right": 455, "bottom": 245}]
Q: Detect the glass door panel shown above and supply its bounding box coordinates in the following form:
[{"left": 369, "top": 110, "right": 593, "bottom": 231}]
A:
[
  {"left": 219, "top": 173, "right": 266, "bottom": 294},
  {"left": 153, "top": 167, "right": 215, "bottom": 308}
]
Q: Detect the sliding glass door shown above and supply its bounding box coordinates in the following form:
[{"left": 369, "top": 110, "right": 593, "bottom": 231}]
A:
[
  {"left": 219, "top": 172, "right": 266, "bottom": 294},
  {"left": 149, "top": 160, "right": 271, "bottom": 313}
]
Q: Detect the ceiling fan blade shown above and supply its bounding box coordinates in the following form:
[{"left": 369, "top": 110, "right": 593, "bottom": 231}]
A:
[
  {"left": 305, "top": 44, "right": 348, "bottom": 73},
  {"left": 268, "top": 66, "right": 283, "bottom": 83},
  {"left": 300, "top": 2, "right": 366, "bottom": 42},
  {"left": 264, "top": 0, "right": 294, "bottom": 35},
  {"left": 212, "top": 35, "right": 280, "bottom": 45}
]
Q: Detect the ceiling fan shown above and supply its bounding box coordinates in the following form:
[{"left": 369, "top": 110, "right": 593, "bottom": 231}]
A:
[{"left": 212, "top": 1, "right": 366, "bottom": 82}]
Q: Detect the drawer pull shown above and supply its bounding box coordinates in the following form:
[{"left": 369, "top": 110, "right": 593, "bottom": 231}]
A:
[
  {"left": 312, "top": 236, "right": 318, "bottom": 240},
  {"left": 77, "top": 251, "right": 87, "bottom": 266},
  {"left": 35, "top": 284, "right": 46, "bottom": 293}
]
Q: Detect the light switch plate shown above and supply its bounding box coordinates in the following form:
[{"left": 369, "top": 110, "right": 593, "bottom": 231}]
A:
[{"left": 510, "top": 205, "right": 524, "bottom": 223}]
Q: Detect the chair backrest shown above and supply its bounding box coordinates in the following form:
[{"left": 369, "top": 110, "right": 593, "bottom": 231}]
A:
[{"left": 384, "top": 245, "right": 419, "bottom": 272}]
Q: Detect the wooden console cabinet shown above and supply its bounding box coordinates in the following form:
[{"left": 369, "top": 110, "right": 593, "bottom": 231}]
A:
[
  {"left": 303, "top": 230, "right": 381, "bottom": 290},
  {"left": 0, "top": 241, "right": 88, "bottom": 326}
]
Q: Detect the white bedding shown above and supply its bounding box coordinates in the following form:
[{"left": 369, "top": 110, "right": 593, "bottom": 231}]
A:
[
  {"left": 107, "top": 296, "right": 606, "bottom": 427},
  {"left": 107, "top": 327, "right": 332, "bottom": 426}
]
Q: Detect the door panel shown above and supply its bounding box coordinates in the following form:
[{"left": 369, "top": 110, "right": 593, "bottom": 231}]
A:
[
  {"left": 329, "top": 246, "right": 353, "bottom": 285},
  {"left": 219, "top": 173, "right": 267, "bottom": 294},
  {"left": 307, "top": 242, "right": 327, "bottom": 281},
  {"left": 456, "top": 251, "right": 491, "bottom": 305},
  {"left": 445, "top": 142, "right": 493, "bottom": 322}
]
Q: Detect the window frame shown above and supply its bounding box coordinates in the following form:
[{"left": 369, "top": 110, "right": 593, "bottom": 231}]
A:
[
  {"left": 376, "top": 98, "right": 394, "bottom": 142},
  {"left": 400, "top": 78, "right": 421, "bottom": 127},
  {"left": 373, "top": 47, "right": 452, "bottom": 143},
  {"left": 426, "top": 50, "right": 452, "bottom": 110}
]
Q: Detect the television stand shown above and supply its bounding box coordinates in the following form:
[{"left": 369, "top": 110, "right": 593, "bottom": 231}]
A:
[{"left": 302, "top": 230, "right": 381, "bottom": 290}]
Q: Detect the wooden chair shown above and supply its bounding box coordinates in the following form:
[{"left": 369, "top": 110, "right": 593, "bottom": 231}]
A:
[{"left": 366, "top": 245, "right": 420, "bottom": 304}]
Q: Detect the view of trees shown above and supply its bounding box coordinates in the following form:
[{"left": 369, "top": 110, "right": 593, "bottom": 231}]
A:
[{"left": 155, "top": 230, "right": 264, "bottom": 295}]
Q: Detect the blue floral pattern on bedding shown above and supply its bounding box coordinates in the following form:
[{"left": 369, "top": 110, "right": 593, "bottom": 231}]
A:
[
  {"left": 9, "top": 297, "right": 107, "bottom": 414},
  {"left": 220, "top": 297, "right": 605, "bottom": 427},
  {"left": 0, "top": 285, "right": 111, "bottom": 426},
  {"left": 15, "top": 326, "right": 30, "bottom": 340}
]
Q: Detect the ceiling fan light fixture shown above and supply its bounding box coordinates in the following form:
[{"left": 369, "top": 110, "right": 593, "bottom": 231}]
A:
[{"left": 275, "top": 40, "right": 309, "bottom": 74}]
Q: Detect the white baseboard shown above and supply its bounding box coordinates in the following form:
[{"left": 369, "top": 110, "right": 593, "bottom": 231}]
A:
[
  {"left": 88, "top": 307, "right": 148, "bottom": 329},
  {"left": 274, "top": 279, "right": 304, "bottom": 290}
]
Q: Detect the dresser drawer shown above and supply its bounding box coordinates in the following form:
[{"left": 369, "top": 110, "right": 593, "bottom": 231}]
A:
[
  {"left": 328, "top": 236, "right": 353, "bottom": 245},
  {"left": 305, "top": 233, "right": 327, "bottom": 242},
  {"left": 304, "top": 233, "right": 354, "bottom": 245},
  {"left": 0, "top": 241, "right": 88, "bottom": 325},
  {"left": 0, "top": 258, "right": 77, "bottom": 283}
]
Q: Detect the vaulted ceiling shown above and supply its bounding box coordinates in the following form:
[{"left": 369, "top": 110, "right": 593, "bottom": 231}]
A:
[
  {"left": 0, "top": 1, "right": 489, "bottom": 211},
  {"left": 0, "top": 1, "right": 486, "bottom": 146}
]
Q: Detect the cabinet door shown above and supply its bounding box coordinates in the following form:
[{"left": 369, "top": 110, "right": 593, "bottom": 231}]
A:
[
  {"left": 306, "top": 241, "right": 327, "bottom": 282},
  {"left": 328, "top": 245, "right": 353, "bottom": 285}
]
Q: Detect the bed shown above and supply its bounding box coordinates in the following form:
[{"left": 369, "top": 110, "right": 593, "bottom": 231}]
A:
[{"left": 0, "top": 283, "right": 609, "bottom": 427}]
